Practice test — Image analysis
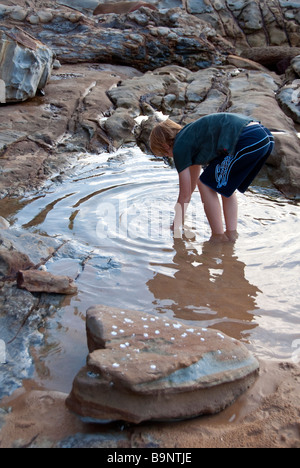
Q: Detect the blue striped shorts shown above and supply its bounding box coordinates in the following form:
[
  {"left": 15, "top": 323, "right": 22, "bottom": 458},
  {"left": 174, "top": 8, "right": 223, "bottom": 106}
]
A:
[{"left": 200, "top": 124, "right": 275, "bottom": 197}]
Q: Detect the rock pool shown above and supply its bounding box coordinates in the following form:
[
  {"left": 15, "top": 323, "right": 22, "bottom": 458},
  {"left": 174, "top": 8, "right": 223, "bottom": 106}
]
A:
[{"left": 0, "top": 146, "right": 299, "bottom": 395}]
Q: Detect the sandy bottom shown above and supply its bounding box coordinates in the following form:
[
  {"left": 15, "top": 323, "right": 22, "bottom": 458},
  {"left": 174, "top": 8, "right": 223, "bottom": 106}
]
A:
[{"left": 0, "top": 359, "right": 299, "bottom": 448}]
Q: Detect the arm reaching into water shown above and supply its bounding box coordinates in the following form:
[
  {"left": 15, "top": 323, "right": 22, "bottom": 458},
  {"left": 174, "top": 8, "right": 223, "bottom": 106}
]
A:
[{"left": 172, "top": 166, "right": 201, "bottom": 231}]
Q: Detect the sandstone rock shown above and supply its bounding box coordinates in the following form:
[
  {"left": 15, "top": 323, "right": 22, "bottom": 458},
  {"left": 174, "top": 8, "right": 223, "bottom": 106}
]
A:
[
  {"left": 37, "top": 10, "right": 54, "bottom": 24},
  {"left": 2, "top": 1, "right": 300, "bottom": 70},
  {"left": 8, "top": 7, "right": 28, "bottom": 22},
  {"left": 58, "top": 0, "right": 182, "bottom": 15},
  {"left": 107, "top": 72, "right": 175, "bottom": 117},
  {"left": 226, "top": 54, "right": 270, "bottom": 72},
  {"left": 103, "top": 109, "right": 136, "bottom": 148},
  {"left": 135, "top": 114, "right": 166, "bottom": 152},
  {"left": 93, "top": 2, "right": 158, "bottom": 16},
  {"left": 66, "top": 305, "right": 259, "bottom": 423},
  {"left": 241, "top": 47, "right": 300, "bottom": 74},
  {"left": 0, "top": 63, "right": 141, "bottom": 197},
  {"left": 27, "top": 14, "right": 40, "bottom": 25},
  {"left": 185, "top": 0, "right": 300, "bottom": 50},
  {"left": 0, "top": 27, "right": 54, "bottom": 103},
  {"left": 0, "top": 249, "right": 34, "bottom": 279},
  {"left": 17, "top": 270, "right": 78, "bottom": 295}
]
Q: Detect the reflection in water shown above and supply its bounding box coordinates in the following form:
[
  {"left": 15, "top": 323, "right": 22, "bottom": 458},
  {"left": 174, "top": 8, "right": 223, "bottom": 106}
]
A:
[{"left": 148, "top": 236, "right": 259, "bottom": 340}]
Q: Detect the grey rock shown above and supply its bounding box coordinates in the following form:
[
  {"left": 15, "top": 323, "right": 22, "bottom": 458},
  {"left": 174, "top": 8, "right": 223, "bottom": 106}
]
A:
[
  {"left": 0, "top": 28, "right": 54, "bottom": 103},
  {"left": 277, "top": 86, "right": 300, "bottom": 124},
  {"left": 291, "top": 55, "right": 300, "bottom": 77}
]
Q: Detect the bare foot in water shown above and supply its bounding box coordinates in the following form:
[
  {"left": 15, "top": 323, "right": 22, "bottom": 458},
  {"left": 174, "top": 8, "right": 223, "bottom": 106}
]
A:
[
  {"left": 225, "top": 230, "right": 239, "bottom": 242},
  {"left": 209, "top": 233, "right": 230, "bottom": 243}
]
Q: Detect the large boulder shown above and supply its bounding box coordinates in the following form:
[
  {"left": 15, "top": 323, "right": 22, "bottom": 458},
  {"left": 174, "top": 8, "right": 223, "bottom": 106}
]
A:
[
  {"left": 0, "top": 27, "right": 54, "bottom": 103},
  {"left": 66, "top": 305, "right": 259, "bottom": 424}
]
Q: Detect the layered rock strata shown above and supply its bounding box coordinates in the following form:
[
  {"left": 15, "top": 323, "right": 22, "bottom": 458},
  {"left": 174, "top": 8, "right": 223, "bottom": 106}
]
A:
[
  {"left": 0, "top": 6, "right": 234, "bottom": 71},
  {"left": 2, "top": 0, "right": 299, "bottom": 54},
  {"left": 66, "top": 305, "right": 259, "bottom": 423}
]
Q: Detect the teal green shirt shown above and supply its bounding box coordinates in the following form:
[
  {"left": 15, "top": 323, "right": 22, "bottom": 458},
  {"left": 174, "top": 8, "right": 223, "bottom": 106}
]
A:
[{"left": 173, "top": 113, "right": 256, "bottom": 173}]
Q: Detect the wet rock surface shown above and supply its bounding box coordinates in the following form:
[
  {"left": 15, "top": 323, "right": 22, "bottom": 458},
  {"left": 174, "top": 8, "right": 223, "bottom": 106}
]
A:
[
  {"left": 0, "top": 1, "right": 299, "bottom": 198},
  {"left": 0, "top": 63, "right": 142, "bottom": 198},
  {"left": 0, "top": 222, "right": 120, "bottom": 399},
  {"left": 0, "top": 59, "right": 299, "bottom": 199},
  {"left": 66, "top": 305, "right": 259, "bottom": 423}
]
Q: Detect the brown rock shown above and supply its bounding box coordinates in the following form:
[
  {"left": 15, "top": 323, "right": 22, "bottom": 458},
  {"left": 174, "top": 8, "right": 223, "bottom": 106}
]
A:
[
  {"left": 17, "top": 270, "right": 77, "bottom": 295},
  {"left": 241, "top": 47, "right": 300, "bottom": 73},
  {"left": 0, "top": 248, "right": 34, "bottom": 278},
  {"left": 93, "top": 2, "right": 157, "bottom": 15},
  {"left": 0, "top": 63, "right": 141, "bottom": 197},
  {"left": 66, "top": 305, "right": 259, "bottom": 424},
  {"left": 185, "top": 0, "right": 300, "bottom": 50},
  {"left": 103, "top": 109, "right": 136, "bottom": 148},
  {"left": 226, "top": 54, "right": 270, "bottom": 72}
]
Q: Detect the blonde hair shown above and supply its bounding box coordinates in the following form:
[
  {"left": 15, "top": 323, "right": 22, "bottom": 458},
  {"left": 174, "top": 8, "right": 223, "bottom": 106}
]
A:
[{"left": 150, "top": 119, "right": 183, "bottom": 156}]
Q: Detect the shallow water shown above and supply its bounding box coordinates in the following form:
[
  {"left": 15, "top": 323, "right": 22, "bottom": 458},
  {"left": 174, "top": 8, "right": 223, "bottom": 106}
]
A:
[{"left": 2, "top": 147, "right": 300, "bottom": 393}]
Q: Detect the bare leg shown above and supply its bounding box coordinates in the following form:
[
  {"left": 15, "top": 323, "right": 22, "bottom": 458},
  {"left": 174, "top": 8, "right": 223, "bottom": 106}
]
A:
[
  {"left": 198, "top": 180, "right": 228, "bottom": 241},
  {"left": 222, "top": 193, "right": 239, "bottom": 241}
]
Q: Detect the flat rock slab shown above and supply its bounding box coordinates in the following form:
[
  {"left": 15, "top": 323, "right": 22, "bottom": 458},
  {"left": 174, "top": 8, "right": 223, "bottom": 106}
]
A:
[
  {"left": 66, "top": 305, "right": 259, "bottom": 424},
  {"left": 17, "top": 270, "right": 77, "bottom": 295}
]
